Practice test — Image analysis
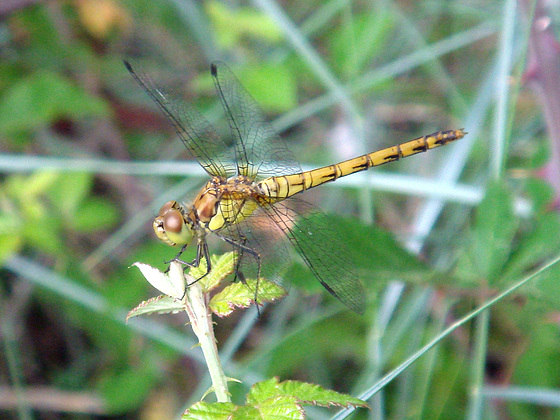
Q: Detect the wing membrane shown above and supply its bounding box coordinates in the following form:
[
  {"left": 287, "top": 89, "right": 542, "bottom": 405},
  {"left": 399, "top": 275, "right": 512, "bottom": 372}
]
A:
[
  {"left": 125, "top": 60, "right": 235, "bottom": 177},
  {"left": 210, "top": 62, "right": 301, "bottom": 179},
  {"left": 263, "top": 199, "right": 366, "bottom": 314}
]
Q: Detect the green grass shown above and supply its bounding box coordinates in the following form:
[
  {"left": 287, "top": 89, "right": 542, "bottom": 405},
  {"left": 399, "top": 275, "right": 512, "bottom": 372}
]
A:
[{"left": 1, "top": 0, "right": 560, "bottom": 418}]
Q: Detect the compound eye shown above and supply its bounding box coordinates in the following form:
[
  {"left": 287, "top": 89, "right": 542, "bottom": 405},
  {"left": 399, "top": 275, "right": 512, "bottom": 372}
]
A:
[
  {"left": 158, "top": 201, "right": 177, "bottom": 217},
  {"left": 162, "top": 210, "right": 193, "bottom": 246},
  {"left": 163, "top": 210, "right": 184, "bottom": 234}
]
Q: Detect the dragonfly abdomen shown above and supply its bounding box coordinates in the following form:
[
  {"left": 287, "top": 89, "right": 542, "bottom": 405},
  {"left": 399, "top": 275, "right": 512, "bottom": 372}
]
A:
[{"left": 259, "top": 129, "right": 465, "bottom": 200}]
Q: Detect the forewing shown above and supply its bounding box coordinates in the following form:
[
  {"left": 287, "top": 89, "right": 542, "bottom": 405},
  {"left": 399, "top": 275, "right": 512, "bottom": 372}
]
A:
[
  {"left": 210, "top": 62, "right": 301, "bottom": 179},
  {"left": 125, "top": 60, "right": 236, "bottom": 177}
]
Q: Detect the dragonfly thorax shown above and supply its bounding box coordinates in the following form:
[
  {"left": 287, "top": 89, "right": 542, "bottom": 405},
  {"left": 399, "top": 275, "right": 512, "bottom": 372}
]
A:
[
  {"left": 191, "top": 176, "right": 262, "bottom": 232},
  {"left": 153, "top": 176, "right": 264, "bottom": 247}
]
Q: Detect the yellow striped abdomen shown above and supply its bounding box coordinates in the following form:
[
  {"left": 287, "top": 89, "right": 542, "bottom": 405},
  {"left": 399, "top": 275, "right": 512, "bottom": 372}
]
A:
[{"left": 259, "top": 129, "right": 465, "bottom": 200}]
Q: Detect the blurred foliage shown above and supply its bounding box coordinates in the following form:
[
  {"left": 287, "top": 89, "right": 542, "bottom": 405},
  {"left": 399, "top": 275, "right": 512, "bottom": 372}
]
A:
[
  {"left": 0, "top": 0, "right": 559, "bottom": 419},
  {"left": 207, "top": 1, "right": 283, "bottom": 48}
]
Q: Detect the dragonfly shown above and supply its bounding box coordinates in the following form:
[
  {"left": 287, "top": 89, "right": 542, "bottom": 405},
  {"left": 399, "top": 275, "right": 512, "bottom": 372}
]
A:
[{"left": 125, "top": 60, "right": 465, "bottom": 314}]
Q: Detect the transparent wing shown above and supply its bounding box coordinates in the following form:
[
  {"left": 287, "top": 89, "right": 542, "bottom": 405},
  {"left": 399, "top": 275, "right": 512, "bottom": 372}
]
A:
[
  {"left": 213, "top": 201, "right": 293, "bottom": 306},
  {"left": 125, "top": 60, "right": 236, "bottom": 177},
  {"left": 262, "top": 199, "right": 366, "bottom": 314},
  {"left": 210, "top": 61, "right": 302, "bottom": 180},
  {"left": 218, "top": 197, "right": 366, "bottom": 314}
]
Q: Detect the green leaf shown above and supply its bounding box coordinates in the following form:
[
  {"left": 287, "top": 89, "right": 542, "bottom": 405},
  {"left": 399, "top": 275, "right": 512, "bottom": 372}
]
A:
[
  {"left": 521, "top": 257, "right": 560, "bottom": 309},
  {"left": 525, "top": 177, "right": 555, "bottom": 212},
  {"left": 133, "top": 262, "right": 185, "bottom": 299},
  {"left": 0, "top": 204, "right": 23, "bottom": 261},
  {"left": 514, "top": 323, "right": 560, "bottom": 387},
  {"left": 16, "top": 6, "right": 67, "bottom": 66},
  {"left": 191, "top": 252, "right": 236, "bottom": 292},
  {"left": 0, "top": 71, "right": 110, "bottom": 134},
  {"left": 194, "top": 63, "right": 297, "bottom": 113},
  {"left": 126, "top": 295, "right": 186, "bottom": 322},
  {"left": 1, "top": 172, "right": 64, "bottom": 255},
  {"left": 210, "top": 278, "right": 287, "bottom": 317},
  {"left": 22, "top": 214, "right": 64, "bottom": 255},
  {"left": 464, "top": 180, "right": 518, "bottom": 284},
  {"left": 183, "top": 378, "right": 367, "bottom": 419},
  {"left": 265, "top": 315, "right": 364, "bottom": 378},
  {"left": 183, "top": 402, "right": 258, "bottom": 420},
  {"left": 255, "top": 395, "right": 303, "bottom": 419},
  {"left": 247, "top": 377, "right": 368, "bottom": 409}
]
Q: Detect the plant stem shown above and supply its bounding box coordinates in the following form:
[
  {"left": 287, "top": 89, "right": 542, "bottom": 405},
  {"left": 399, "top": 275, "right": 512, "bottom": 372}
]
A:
[{"left": 169, "top": 262, "right": 230, "bottom": 402}]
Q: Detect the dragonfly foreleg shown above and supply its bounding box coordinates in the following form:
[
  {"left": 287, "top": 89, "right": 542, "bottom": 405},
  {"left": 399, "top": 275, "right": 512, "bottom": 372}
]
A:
[{"left": 167, "top": 239, "right": 212, "bottom": 286}]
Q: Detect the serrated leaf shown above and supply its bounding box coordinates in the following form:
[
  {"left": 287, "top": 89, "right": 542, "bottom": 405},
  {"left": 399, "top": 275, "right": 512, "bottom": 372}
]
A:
[
  {"left": 190, "top": 252, "right": 236, "bottom": 292},
  {"left": 126, "top": 295, "right": 185, "bottom": 322},
  {"left": 256, "top": 395, "right": 303, "bottom": 419},
  {"left": 247, "top": 377, "right": 368, "bottom": 410},
  {"left": 183, "top": 379, "right": 367, "bottom": 418},
  {"left": 182, "top": 401, "right": 246, "bottom": 419},
  {"left": 183, "top": 398, "right": 302, "bottom": 420},
  {"left": 189, "top": 256, "right": 210, "bottom": 280},
  {"left": 133, "top": 262, "right": 186, "bottom": 299},
  {"left": 210, "top": 278, "right": 287, "bottom": 317},
  {"left": 229, "top": 405, "right": 265, "bottom": 419}
]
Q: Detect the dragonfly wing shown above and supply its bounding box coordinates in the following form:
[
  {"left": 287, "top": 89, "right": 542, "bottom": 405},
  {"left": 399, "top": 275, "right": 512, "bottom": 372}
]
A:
[
  {"left": 210, "top": 62, "right": 301, "bottom": 179},
  {"left": 217, "top": 198, "right": 291, "bottom": 280},
  {"left": 210, "top": 195, "right": 365, "bottom": 313},
  {"left": 125, "top": 60, "right": 235, "bottom": 177},
  {"left": 263, "top": 199, "right": 366, "bottom": 314}
]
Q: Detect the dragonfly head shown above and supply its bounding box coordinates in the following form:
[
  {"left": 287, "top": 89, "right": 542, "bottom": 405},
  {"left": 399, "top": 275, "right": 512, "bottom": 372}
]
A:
[{"left": 153, "top": 201, "right": 194, "bottom": 246}]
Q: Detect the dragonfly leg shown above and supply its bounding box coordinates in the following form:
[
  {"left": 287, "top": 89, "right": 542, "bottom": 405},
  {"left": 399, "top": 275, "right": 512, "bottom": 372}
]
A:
[
  {"left": 217, "top": 233, "right": 263, "bottom": 311},
  {"left": 165, "top": 244, "right": 189, "bottom": 266},
  {"left": 217, "top": 234, "right": 262, "bottom": 281},
  {"left": 166, "top": 238, "right": 212, "bottom": 286}
]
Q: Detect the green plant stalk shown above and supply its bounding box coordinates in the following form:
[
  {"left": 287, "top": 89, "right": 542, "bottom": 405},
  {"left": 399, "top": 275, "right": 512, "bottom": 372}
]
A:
[
  {"left": 171, "top": 262, "right": 230, "bottom": 402},
  {"left": 466, "top": 309, "right": 490, "bottom": 419}
]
